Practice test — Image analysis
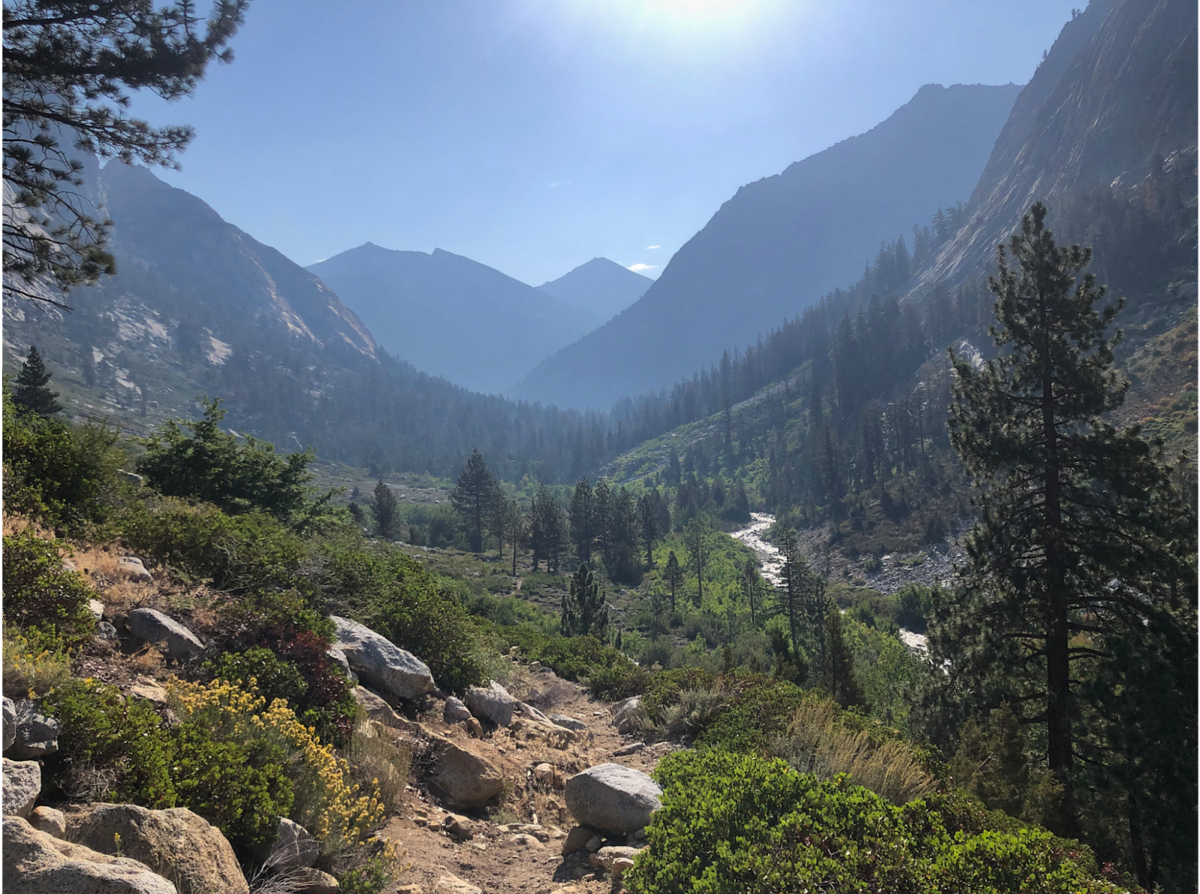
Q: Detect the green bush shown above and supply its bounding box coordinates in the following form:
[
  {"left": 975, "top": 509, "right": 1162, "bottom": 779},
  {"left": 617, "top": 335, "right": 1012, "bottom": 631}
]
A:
[
  {"left": 694, "top": 674, "right": 807, "bottom": 753},
  {"left": 118, "top": 499, "right": 306, "bottom": 592},
  {"left": 40, "top": 679, "right": 175, "bottom": 807},
  {"left": 2, "top": 530, "right": 97, "bottom": 650},
  {"left": 625, "top": 750, "right": 1130, "bottom": 894},
  {"left": 496, "top": 625, "right": 646, "bottom": 697},
  {"left": 3, "top": 386, "right": 126, "bottom": 532}
]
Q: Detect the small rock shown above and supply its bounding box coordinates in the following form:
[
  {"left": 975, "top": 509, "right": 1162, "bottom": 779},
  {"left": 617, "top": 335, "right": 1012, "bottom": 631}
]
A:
[
  {"left": 435, "top": 872, "right": 482, "bottom": 894},
  {"left": 612, "top": 856, "right": 636, "bottom": 876},
  {"left": 10, "top": 699, "right": 61, "bottom": 759},
  {"left": 290, "top": 866, "right": 339, "bottom": 893},
  {"left": 96, "top": 621, "right": 119, "bottom": 642},
  {"left": 88, "top": 599, "right": 105, "bottom": 621},
  {"left": 118, "top": 555, "right": 153, "bottom": 582},
  {"left": 3, "top": 697, "right": 15, "bottom": 753},
  {"left": 534, "top": 762, "right": 565, "bottom": 790},
  {"left": 529, "top": 661, "right": 542, "bottom": 671},
  {"left": 443, "top": 697, "right": 472, "bottom": 723},
  {"left": 29, "top": 806, "right": 66, "bottom": 839},
  {"left": 464, "top": 717, "right": 484, "bottom": 738},
  {"left": 443, "top": 813, "right": 475, "bottom": 841},
  {"left": 585, "top": 835, "right": 602, "bottom": 853},
  {"left": 590, "top": 845, "right": 641, "bottom": 873},
  {"left": 610, "top": 697, "right": 641, "bottom": 735},
  {"left": 126, "top": 607, "right": 204, "bottom": 661},
  {"left": 129, "top": 679, "right": 169, "bottom": 705},
  {"left": 518, "top": 702, "right": 551, "bottom": 723},
  {"left": 463, "top": 681, "right": 518, "bottom": 727},
  {"left": 3, "top": 757, "right": 41, "bottom": 818},
  {"left": 549, "top": 713, "right": 586, "bottom": 731},
  {"left": 267, "top": 817, "right": 319, "bottom": 872},
  {"left": 396, "top": 886, "right": 425, "bottom": 894},
  {"left": 429, "top": 739, "right": 506, "bottom": 809},
  {"left": 510, "top": 833, "right": 544, "bottom": 849},
  {"left": 612, "top": 742, "right": 644, "bottom": 757}
]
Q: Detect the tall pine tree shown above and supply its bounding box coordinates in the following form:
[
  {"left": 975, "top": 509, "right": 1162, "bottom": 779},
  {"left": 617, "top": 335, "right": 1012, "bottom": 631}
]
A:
[
  {"left": 450, "top": 448, "right": 498, "bottom": 553},
  {"left": 936, "top": 203, "right": 1196, "bottom": 850}
]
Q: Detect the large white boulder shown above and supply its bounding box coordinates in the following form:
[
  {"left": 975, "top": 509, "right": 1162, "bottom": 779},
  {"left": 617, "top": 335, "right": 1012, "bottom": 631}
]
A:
[
  {"left": 3, "top": 757, "right": 41, "bottom": 818},
  {"left": 65, "top": 803, "right": 248, "bottom": 894},
  {"left": 127, "top": 608, "right": 205, "bottom": 661},
  {"left": 331, "top": 616, "right": 436, "bottom": 700},
  {"left": 463, "top": 681, "right": 517, "bottom": 727},
  {"left": 564, "top": 764, "right": 662, "bottom": 836},
  {"left": 3, "top": 817, "right": 177, "bottom": 894}
]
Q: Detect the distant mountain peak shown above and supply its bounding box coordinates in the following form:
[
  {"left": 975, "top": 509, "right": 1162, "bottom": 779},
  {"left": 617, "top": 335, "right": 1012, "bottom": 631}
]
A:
[{"left": 537, "top": 257, "right": 654, "bottom": 323}]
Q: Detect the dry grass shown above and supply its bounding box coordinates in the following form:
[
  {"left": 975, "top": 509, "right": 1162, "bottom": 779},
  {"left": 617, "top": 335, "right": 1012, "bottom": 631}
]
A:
[
  {"left": 772, "top": 699, "right": 935, "bottom": 805},
  {"left": 346, "top": 721, "right": 413, "bottom": 818}
]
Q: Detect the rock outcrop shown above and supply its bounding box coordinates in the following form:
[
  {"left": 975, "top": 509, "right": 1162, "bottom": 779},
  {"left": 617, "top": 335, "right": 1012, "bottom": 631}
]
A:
[
  {"left": 4, "top": 817, "right": 178, "bottom": 894},
  {"left": 464, "top": 681, "right": 517, "bottom": 727},
  {"left": 3, "top": 757, "right": 42, "bottom": 818},
  {"left": 429, "top": 739, "right": 506, "bottom": 809},
  {"left": 9, "top": 698, "right": 62, "bottom": 759},
  {"left": 564, "top": 764, "right": 662, "bottom": 836},
  {"left": 65, "top": 803, "right": 248, "bottom": 894},
  {"left": 126, "top": 608, "right": 204, "bottom": 661},
  {"left": 331, "top": 616, "right": 436, "bottom": 700}
]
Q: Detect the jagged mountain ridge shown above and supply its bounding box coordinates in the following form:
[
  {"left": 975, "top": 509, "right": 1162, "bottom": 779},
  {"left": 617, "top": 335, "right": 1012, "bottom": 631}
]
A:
[
  {"left": 308, "top": 243, "right": 597, "bottom": 395},
  {"left": 515, "top": 82, "right": 1023, "bottom": 411},
  {"left": 536, "top": 257, "right": 654, "bottom": 324}
]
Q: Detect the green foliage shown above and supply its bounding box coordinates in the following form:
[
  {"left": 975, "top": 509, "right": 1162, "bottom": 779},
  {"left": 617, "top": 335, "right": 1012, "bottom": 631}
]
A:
[
  {"left": 370, "top": 479, "right": 402, "bottom": 540},
  {"left": 2, "top": 529, "right": 97, "bottom": 650},
  {"left": 625, "top": 749, "right": 1130, "bottom": 894},
  {"left": 497, "top": 625, "right": 646, "bottom": 698},
  {"left": 118, "top": 498, "right": 306, "bottom": 592},
  {"left": 3, "top": 383, "right": 126, "bottom": 531},
  {"left": 12, "top": 345, "right": 61, "bottom": 416},
  {"left": 450, "top": 448, "right": 497, "bottom": 553},
  {"left": 895, "top": 582, "right": 938, "bottom": 632},
  {"left": 40, "top": 679, "right": 176, "bottom": 807},
  {"left": 324, "top": 546, "right": 487, "bottom": 694},
  {"left": 693, "top": 674, "right": 807, "bottom": 753},
  {"left": 138, "top": 398, "right": 318, "bottom": 523},
  {"left": 561, "top": 563, "right": 610, "bottom": 640}
]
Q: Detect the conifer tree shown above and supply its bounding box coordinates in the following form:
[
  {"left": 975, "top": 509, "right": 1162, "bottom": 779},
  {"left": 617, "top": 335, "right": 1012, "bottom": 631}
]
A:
[
  {"left": 12, "top": 345, "right": 61, "bottom": 416},
  {"left": 569, "top": 477, "right": 594, "bottom": 563},
  {"left": 450, "top": 448, "right": 497, "bottom": 553},
  {"left": 683, "top": 517, "right": 710, "bottom": 607},
  {"left": 371, "top": 478, "right": 402, "bottom": 541},
  {"left": 562, "top": 563, "right": 608, "bottom": 639},
  {"left": 821, "top": 606, "right": 865, "bottom": 709},
  {"left": 663, "top": 550, "right": 682, "bottom": 612},
  {"left": 936, "top": 202, "right": 1196, "bottom": 843},
  {"left": 637, "top": 493, "right": 660, "bottom": 569}
]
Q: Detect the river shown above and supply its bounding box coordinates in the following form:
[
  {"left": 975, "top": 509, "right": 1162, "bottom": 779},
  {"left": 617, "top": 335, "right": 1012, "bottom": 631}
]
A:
[{"left": 729, "top": 512, "right": 928, "bottom": 653}]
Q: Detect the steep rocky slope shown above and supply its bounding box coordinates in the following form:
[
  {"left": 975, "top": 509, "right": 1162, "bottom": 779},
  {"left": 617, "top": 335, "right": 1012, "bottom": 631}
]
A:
[{"left": 516, "top": 83, "right": 1022, "bottom": 410}]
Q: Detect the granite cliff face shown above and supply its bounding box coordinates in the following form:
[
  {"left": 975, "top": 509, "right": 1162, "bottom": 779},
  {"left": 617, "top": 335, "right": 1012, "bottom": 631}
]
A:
[
  {"left": 516, "top": 83, "right": 1022, "bottom": 410},
  {"left": 919, "top": 0, "right": 1197, "bottom": 290},
  {"left": 98, "top": 162, "right": 377, "bottom": 358}
]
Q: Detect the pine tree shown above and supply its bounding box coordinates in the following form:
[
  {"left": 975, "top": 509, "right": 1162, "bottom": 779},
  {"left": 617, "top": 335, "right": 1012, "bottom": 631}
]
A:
[
  {"left": 450, "top": 448, "right": 498, "bottom": 553},
  {"left": 683, "top": 517, "right": 710, "bottom": 607},
  {"left": 663, "top": 550, "right": 682, "bottom": 612},
  {"left": 562, "top": 563, "right": 609, "bottom": 639},
  {"left": 12, "top": 345, "right": 61, "bottom": 416},
  {"left": 937, "top": 202, "right": 1196, "bottom": 841},
  {"left": 637, "top": 493, "right": 660, "bottom": 569},
  {"left": 740, "top": 558, "right": 761, "bottom": 628},
  {"left": 569, "top": 477, "right": 594, "bottom": 564},
  {"left": 371, "top": 478, "right": 402, "bottom": 541},
  {"left": 821, "top": 606, "right": 865, "bottom": 709}
]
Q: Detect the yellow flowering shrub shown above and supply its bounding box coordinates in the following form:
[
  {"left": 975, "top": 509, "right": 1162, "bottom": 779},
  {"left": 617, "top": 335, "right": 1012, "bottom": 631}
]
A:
[
  {"left": 2, "top": 629, "right": 74, "bottom": 698},
  {"left": 168, "top": 678, "right": 385, "bottom": 854}
]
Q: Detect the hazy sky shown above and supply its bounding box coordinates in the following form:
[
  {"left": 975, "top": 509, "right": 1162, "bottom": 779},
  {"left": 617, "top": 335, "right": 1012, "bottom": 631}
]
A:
[{"left": 127, "top": 0, "right": 1081, "bottom": 286}]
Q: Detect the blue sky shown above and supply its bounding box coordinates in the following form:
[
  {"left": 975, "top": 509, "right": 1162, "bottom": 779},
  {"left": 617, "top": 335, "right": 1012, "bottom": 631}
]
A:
[{"left": 128, "top": 0, "right": 1081, "bottom": 286}]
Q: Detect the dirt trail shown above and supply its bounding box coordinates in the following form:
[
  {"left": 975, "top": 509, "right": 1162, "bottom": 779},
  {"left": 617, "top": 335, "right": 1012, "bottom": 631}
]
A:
[{"left": 377, "top": 671, "right": 675, "bottom": 894}]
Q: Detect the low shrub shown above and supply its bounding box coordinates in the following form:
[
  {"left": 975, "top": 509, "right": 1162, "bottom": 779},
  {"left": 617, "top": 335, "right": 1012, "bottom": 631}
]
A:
[
  {"left": 2, "top": 632, "right": 74, "bottom": 699},
  {"left": 694, "top": 674, "right": 807, "bottom": 753},
  {"left": 624, "top": 749, "right": 1130, "bottom": 894},
  {"left": 2, "top": 530, "right": 97, "bottom": 651},
  {"left": 118, "top": 499, "right": 306, "bottom": 593},
  {"left": 345, "top": 721, "right": 412, "bottom": 818},
  {"left": 40, "top": 678, "right": 175, "bottom": 806}
]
